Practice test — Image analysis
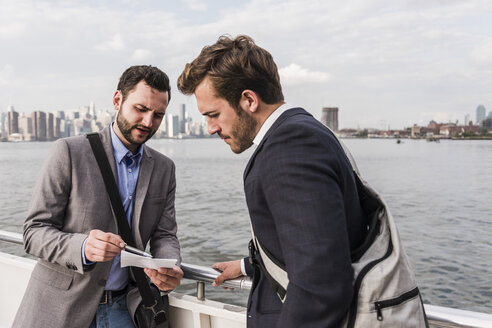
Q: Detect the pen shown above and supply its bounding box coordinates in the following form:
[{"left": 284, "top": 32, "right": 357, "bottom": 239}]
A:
[{"left": 125, "top": 245, "right": 153, "bottom": 258}]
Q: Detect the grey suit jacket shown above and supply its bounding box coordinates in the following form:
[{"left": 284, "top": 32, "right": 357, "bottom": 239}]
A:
[{"left": 13, "top": 127, "right": 180, "bottom": 328}]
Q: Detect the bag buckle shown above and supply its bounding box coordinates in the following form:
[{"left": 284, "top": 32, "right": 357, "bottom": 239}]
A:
[
  {"left": 143, "top": 300, "right": 167, "bottom": 324},
  {"left": 100, "top": 291, "right": 108, "bottom": 305}
]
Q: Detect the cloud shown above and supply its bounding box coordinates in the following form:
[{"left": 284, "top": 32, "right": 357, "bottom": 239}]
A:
[
  {"left": 470, "top": 41, "right": 492, "bottom": 68},
  {"left": 0, "top": 65, "right": 16, "bottom": 86},
  {"left": 279, "top": 63, "right": 331, "bottom": 86},
  {"left": 95, "top": 34, "right": 125, "bottom": 52},
  {"left": 183, "top": 0, "right": 207, "bottom": 12},
  {"left": 131, "top": 49, "right": 154, "bottom": 62}
]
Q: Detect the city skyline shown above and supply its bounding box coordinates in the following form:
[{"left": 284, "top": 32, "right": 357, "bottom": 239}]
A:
[
  {"left": 1, "top": 1, "right": 492, "bottom": 130},
  {"left": 0, "top": 103, "right": 211, "bottom": 142},
  {"left": 2, "top": 100, "right": 490, "bottom": 143}
]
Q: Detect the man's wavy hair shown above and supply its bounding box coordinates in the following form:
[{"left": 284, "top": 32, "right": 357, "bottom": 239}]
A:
[
  {"left": 177, "top": 35, "right": 284, "bottom": 113},
  {"left": 118, "top": 65, "right": 171, "bottom": 103}
]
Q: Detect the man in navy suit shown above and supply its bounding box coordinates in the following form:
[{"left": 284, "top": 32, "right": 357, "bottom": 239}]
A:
[{"left": 178, "top": 35, "right": 368, "bottom": 328}]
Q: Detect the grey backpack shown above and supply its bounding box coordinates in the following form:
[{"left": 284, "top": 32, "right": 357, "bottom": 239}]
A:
[{"left": 250, "top": 140, "right": 429, "bottom": 327}]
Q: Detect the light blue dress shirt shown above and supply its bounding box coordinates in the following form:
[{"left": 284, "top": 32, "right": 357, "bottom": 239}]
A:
[{"left": 82, "top": 123, "right": 143, "bottom": 291}]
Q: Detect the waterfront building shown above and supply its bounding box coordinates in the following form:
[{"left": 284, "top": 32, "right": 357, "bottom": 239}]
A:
[
  {"left": 18, "top": 114, "right": 34, "bottom": 140},
  {"left": 166, "top": 114, "right": 174, "bottom": 137},
  {"left": 482, "top": 118, "right": 492, "bottom": 131},
  {"left": 96, "top": 110, "right": 113, "bottom": 127},
  {"left": 0, "top": 112, "right": 5, "bottom": 138},
  {"left": 180, "top": 104, "right": 188, "bottom": 134},
  {"left": 46, "top": 113, "right": 54, "bottom": 140},
  {"left": 33, "top": 111, "right": 47, "bottom": 141},
  {"left": 89, "top": 101, "right": 96, "bottom": 120},
  {"left": 73, "top": 117, "right": 92, "bottom": 135},
  {"left": 476, "top": 104, "right": 486, "bottom": 123},
  {"left": 53, "top": 117, "right": 62, "bottom": 139},
  {"left": 56, "top": 110, "right": 65, "bottom": 120},
  {"left": 321, "top": 107, "right": 339, "bottom": 132},
  {"left": 6, "top": 108, "right": 19, "bottom": 136},
  {"left": 165, "top": 114, "right": 179, "bottom": 138}
]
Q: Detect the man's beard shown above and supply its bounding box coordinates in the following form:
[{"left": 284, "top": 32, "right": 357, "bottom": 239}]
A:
[
  {"left": 116, "top": 111, "right": 155, "bottom": 147},
  {"left": 229, "top": 109, "right": 258, "bottom": 154}
]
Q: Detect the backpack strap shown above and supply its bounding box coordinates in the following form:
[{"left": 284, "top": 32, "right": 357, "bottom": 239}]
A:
[{"left": 86, "top": 132, "right": 167, "bottom": 325}]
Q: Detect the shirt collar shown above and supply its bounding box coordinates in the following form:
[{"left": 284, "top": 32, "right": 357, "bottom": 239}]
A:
[
  {"left": 110, "top": 123, "right": 144, "bottom": 163},
  {"left": 253, "top": 103, "right": 295, "bottom": 146}
]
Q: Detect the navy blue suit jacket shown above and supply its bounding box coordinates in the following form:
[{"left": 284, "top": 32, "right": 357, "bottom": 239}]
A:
[{"left": 243, "top": 108, "right": 367, "bottom": 328}]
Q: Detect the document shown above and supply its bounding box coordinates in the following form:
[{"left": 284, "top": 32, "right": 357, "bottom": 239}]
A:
[{"left": 120, "top": 250, "right": 177, "bottom": 270}]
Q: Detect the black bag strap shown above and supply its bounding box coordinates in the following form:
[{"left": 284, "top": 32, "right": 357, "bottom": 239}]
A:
[{"left": 86, "top": 132, "right": 167, "bottom": 325}]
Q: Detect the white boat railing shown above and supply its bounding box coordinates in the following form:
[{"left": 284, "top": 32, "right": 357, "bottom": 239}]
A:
[{"left": 1, "top": 229, "right": 491, "bottom": 328}]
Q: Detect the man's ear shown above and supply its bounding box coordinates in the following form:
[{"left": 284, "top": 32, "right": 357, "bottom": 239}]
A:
[
  {"left": 240, "top": 90, "right": 259, "bottom": 113},
  {"left": 113, "top": 91, "right": 123, "bottom": 111}
]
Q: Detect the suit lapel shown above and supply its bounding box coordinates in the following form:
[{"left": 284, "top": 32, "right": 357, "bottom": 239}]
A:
[
  {"left": 100, "top": 126, "right": 117, "bottom": 178},
  {"left": 98, "top": 127, "right": 119, "bottom": 233},
  {"left": 132, "top": 146, "right": 153, "bottom": 249},
  {"left": 243, "top": 107, "right": 308, "bottom": 180}
]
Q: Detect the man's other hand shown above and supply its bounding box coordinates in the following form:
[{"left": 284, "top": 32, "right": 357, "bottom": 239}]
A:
[
  {"left": 144, "top": 265, "right": 184, "bottom": 292},
  {"left": 212, "top": 260, "right": 242, "bottom": 287},
  {"left": 84, "top": 229, "right": 125, "bottom": 262}
]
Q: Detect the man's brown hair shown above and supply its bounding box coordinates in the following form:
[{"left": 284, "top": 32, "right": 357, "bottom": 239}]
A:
[
  {"left": 118, "top": 65, "right": 171, "bottom": 103},
  {"left": 177, "top": 35, "right": 284, "bottom": 112}
]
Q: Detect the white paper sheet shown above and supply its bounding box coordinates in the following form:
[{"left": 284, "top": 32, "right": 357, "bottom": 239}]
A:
[{"left": 120, "top": 250, "right": 177, "bottom": 270}]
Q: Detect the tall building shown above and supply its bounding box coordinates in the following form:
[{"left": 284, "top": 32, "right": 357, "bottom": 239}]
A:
[
  {"left": 90, "top": 101, "right": 96, "bottom": 119},
  {"left": 33, "top": 111, "right": 47, "bottom": 141},
  {"left": 166, "top": 114, "right": 174, "bottom": 137},
  {"left": 166, "top": 114, "right": 180, "bottom": 137},
  {"left": 18, "top": 114, "right": 33, "bottom": 139},
  {"left": 56, "top": 110, "right": 66, "bottom": 120},
  {"left": 0, "top": 112, "right": 5, "bottom": 136},
  {"left": 53, "top": 116, "right": 62, "bottom": 139},
  {"left": 180, "top": 104, "right": 187, "bottom": 134},
  {"left": 476, "top": 104, "right": 486, "bottom": 123},
  {"left": 46, "top": 112, "right": 54, "bottom": 140},
  {"left": 7, "top": 106, "right": 19, "bottom": 135},
  {"left": 321, "top": 107, "right": 339, "bottom": 132}
]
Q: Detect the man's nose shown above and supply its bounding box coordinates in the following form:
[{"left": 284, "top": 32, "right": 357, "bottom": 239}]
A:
[
  {"left": 142, "top": 112, "right": 153, "bottom": 127},
  {"left": 207, "top": 121, "right": 220, "bottom": 135}
]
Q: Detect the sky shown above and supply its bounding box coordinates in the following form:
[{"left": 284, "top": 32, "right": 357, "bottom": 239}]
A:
[{"left": 1, "top": 0, "right": 492, "bottom": 129}]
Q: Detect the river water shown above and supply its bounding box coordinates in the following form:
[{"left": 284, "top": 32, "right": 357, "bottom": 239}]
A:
[{"left": 0, "top": 138, "right": 490, "bottom": 313}]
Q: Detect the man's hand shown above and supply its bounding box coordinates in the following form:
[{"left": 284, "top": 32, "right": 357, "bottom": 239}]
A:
[
  {"left": 144, "top": 265, "right": 184, "bottom": 292},
  {"left": 212, "top": 260, "right": 242, "bottom": 287},
  {"left": 84, "top": 229, "right": 125, "bottom": 262}
]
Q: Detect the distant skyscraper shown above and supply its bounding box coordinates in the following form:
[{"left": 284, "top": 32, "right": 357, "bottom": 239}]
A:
[
  {"left": 7, "top": 107, "right": 19, "bottom": 135},
  {"left": 54, "top": 117, "right": 62, "bottom": 139},
  {"left": 166, "top": 114, "right": 174, "bottom": 137},
  {"left": 0, "top": 112, "right": 5, "bottom": 135},
  {"left": 56, "top": 110, "right": 65, "bottom": 120},
  {"left": 90, "top": 101, "right": 96, "bottom": 119},
  {"left": 476, "top": 104, "right": 486, "bottom": 123},
  {"left": 180, "top": 104, "right": 187, "bottom": 134},
  {"left": 18, "top": 114, "right": 33, "bottom": 137},
  {"left": 173, "top": 115, "right": 179, "bottom": 137},
  {"left": 33, "top": 111, "right": 47, "bottom": 141},
  {"left": 464, "top": 114, "right": 471, "bottom": 126},
  {"left": 46, "top": 112, "right": 54, "bottom": 140},
  {"left": 321, "top": 107, "right": 339, "bottom": 132}
]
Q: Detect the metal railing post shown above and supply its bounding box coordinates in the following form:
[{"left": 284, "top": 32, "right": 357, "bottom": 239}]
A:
[{"left": 197, "top": 281, "right": 205, "bottom": 301}]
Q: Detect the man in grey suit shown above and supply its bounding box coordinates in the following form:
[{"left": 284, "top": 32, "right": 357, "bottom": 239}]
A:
[
  {"left": 14, "top": 65, "right": 184, "bottom": 328},
  {"left": 177, "top": 36, "right": 368, "bottom": 327}
]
